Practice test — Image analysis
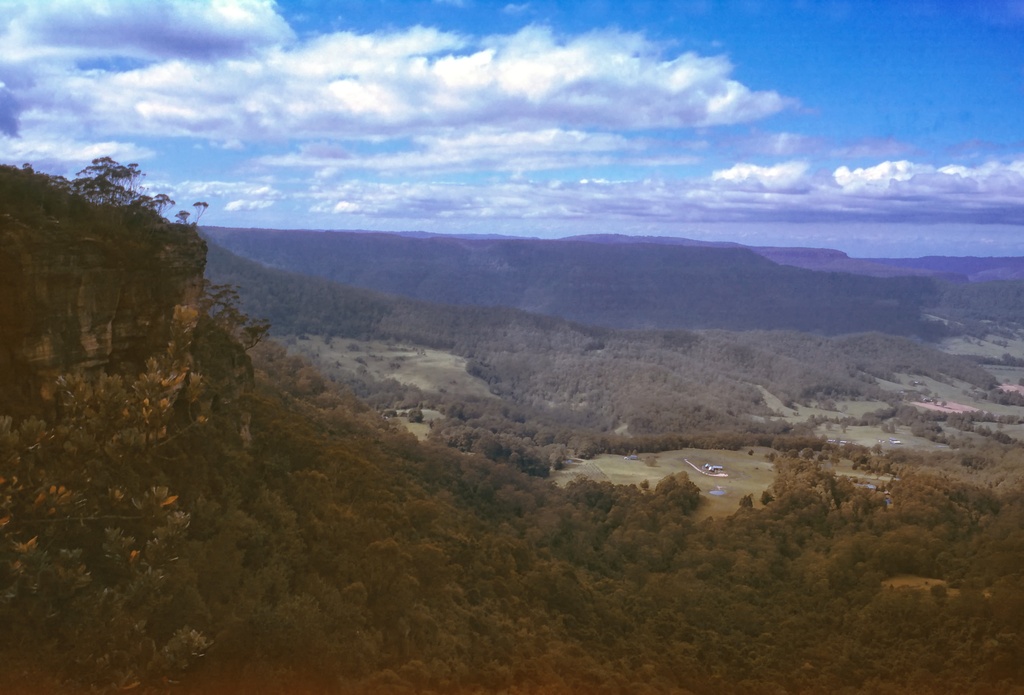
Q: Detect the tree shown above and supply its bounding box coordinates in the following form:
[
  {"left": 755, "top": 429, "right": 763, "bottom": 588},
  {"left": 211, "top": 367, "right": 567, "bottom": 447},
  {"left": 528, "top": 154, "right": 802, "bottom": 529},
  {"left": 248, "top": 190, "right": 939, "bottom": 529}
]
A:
[
  {"left": 173, "top": 202, "right": 208, "bottom": 227},
  {"left": 70, "top": 157, "right": 179, "bottom": 226},
  {"left": 653, "top": 472, "right": 702, "bottom": 515},
  {"left": 152, "top": 193, "right": 175, "bottom": 215},
  {"left": 198, "top": 282, "right": 271, "bottom": 351},
  {"left": 73, "top": 157, "right": 145, "bottom": 207}
]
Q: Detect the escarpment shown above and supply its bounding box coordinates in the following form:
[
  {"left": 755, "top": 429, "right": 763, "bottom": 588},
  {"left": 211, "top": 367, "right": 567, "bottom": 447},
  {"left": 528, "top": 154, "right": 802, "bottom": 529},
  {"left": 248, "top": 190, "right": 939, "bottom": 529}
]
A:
[{"left": 0, "top": 168, "right": 206, "bottom": 415}]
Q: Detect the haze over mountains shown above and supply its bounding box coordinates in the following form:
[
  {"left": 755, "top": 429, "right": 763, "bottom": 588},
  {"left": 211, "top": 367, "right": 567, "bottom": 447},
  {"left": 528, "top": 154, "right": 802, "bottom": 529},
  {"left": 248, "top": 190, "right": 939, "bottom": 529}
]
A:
[
  {"left": 203, "top": 226, "right": 1024, "bottom": 341},
  {"left": 206, "top": 225, "right": 1024, "bottom": 282},
  {"left": 558, "top": 234, "right": 1024, "bottom": 282}
]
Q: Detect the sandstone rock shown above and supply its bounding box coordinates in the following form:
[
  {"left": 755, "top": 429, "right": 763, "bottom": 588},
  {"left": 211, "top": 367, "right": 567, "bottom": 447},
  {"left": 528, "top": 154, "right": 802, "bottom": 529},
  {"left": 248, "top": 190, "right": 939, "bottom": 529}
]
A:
[{"left": 0, "top": 217, "right": 206, "bottom": 415}]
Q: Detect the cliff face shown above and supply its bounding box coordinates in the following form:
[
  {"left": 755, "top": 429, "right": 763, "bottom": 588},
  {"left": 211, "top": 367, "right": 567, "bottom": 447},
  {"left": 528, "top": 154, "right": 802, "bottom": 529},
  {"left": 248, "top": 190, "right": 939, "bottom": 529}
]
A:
[{"left": 0, "top": 218, "right": 206, "bottom": 414}]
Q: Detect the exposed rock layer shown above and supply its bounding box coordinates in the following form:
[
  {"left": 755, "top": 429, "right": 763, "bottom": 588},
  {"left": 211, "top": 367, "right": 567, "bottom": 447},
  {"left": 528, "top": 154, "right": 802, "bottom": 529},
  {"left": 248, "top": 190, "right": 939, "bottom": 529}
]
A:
[{"left": 0, "top": 219, "right": 206, "bottom": 414}]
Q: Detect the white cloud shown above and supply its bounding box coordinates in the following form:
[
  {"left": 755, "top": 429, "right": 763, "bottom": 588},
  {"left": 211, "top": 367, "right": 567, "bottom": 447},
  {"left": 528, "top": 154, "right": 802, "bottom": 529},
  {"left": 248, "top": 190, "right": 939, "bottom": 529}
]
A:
[
  {"left": 175, "top": 180, "right": 281, "bottom": 199},
  {"left": 154, "top": 178, "right": 282, "bottom": 222},
  {"left": 712, "top": 161, "right": 810, "bottom": 189},
  {"left": 833, "top": 160, "right": 920, "bottom": 189},
  {"left": 0, "top": 16, "right": 791, "bottom": 148},
  {"left": 301, "top": 158, "right": 1024, "bottom": 225},
  {"left": 830, "top": 159, "right": 1024, "bottom": 210},
  {"left": 1, "top": 1, "right": 1020, "bottom": 237},
  {"left": 332, "top": 200, "right": 361, "bottom": 213},
  {"left": 257, "top": 127, "right": 699, "bottom": 174},
  {"left": 0, "top": 134, "right": 153, "bottom": 173},
  {"left": 225, "top": 198, "right": 274, "bottom": 212}
]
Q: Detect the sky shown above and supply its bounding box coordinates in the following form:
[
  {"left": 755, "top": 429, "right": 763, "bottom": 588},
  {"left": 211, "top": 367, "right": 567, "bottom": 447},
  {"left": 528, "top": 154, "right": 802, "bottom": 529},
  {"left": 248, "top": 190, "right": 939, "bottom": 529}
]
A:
[{"left": 1, "top": 0, "right": 1022, "bottom": 257}]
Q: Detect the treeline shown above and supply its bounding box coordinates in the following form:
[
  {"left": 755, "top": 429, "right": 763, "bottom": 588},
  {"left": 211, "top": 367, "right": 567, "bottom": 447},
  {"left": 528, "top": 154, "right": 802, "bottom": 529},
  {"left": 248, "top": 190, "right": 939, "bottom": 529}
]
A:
[{"left": 0, "top": 160, "right": 183, "bottom": 238}]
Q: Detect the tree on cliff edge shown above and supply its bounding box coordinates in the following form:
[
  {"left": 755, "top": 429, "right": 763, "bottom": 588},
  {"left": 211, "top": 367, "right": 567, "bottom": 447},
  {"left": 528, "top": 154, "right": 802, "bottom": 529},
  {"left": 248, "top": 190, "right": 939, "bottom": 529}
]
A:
[{"left": 72, "top": 157, "right": 176, "bottom": 224}]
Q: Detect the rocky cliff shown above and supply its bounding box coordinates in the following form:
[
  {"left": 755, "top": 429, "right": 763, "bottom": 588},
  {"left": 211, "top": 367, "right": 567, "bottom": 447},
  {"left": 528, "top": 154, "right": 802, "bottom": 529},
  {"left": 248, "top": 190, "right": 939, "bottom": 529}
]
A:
[{"left": 0, "top": 202, "right": 206, "bottom": 415}]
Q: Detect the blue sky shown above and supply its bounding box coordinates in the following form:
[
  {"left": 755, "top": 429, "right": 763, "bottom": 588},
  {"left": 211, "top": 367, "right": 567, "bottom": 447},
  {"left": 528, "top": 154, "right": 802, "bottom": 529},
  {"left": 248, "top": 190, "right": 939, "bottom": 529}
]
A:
[{"left": 1, "top": 0, "right": 1022, "bottom": 256}]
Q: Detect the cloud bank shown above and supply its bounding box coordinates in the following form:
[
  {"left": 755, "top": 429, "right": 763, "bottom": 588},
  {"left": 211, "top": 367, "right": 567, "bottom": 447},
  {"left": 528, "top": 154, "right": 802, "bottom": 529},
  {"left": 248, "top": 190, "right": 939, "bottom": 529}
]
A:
[
  {"left": 299, "top": 159, "right": 1024, "bottom": 225},
  {"left": 0, "top": 0, "right": 1021, "bottom": 250}
]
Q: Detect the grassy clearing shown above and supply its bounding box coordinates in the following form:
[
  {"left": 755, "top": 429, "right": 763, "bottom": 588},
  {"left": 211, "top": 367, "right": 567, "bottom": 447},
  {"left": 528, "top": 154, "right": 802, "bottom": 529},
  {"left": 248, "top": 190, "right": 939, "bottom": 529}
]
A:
[
  {"left": 286, "top": 336, "right": 496, "bottom": 401},
  {"left": 939, "top": 328, "right": 1024, "bottom": 389},
  {"left": 814, "top": 423, "right": 951, "bottom": 451},
  {"left": 551, "top": 447, "right": 906, "bottom": 521},
  {"left": 985, "top": 364, "right": 1024, "bottom": 386},
  {"left": 991, "top": 423, "right": 1024, "bottom": 442},
  {"left": 552, "top": 448, "right": 777, "bottom": 520},
  {"left": 940, "top": 331, "right": 1024, "bottom": 362},
  {"left": 390, "top": 408, "right": 444, "bottom": 441},
  {"left": 755, "top": 386, "right": 889, "bottom": 423},
  {"left": 825, "top": 459, "right": 899, "bottom": 487},
  {"left": 868, "top": 370, "right": 1024, "bottom": 447}
]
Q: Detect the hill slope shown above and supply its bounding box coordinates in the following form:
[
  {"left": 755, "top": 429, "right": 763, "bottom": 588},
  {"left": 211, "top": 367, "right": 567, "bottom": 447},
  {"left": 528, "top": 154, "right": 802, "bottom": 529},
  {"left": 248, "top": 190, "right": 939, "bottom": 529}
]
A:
[{"left": 205, "top": 240, "right": 998, "bottom": 450}]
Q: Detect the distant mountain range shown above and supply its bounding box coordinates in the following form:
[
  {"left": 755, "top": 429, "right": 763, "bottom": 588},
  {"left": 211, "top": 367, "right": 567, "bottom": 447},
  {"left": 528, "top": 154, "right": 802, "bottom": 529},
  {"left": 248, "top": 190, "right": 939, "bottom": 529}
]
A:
[
  {"left": 203, "top": 227, "right": 965, "bottom": 337},
  {"left": 205, "top": 226, "right": 1024, "bottom": 283},
  {"left": 557, "top": 233, "right": 1024, "bottom": 282}
]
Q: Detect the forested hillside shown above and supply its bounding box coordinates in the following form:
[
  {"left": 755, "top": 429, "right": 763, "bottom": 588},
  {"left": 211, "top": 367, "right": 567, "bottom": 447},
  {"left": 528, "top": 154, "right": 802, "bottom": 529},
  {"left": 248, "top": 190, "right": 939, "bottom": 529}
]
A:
[
  {"left": 9, "top": 334, "right": 1024, "bottom": 694},
  {"left": 566, "top": 235, "right": 963, "bottom": 280},
  {"left": 935, "top": 280, "right": 1024, "bottom": 329},
  {"left": 3, "top": 163, "right": 1024, "bottom": 694},
  {"left": 204, "top": 227, "right": 947, "bottom": 338},
  {"left": 875, "top": 255, "right": 1024, "bottom": 282},
  {"left": 206, "top": 240, "right": 999, "bottom": 473}
]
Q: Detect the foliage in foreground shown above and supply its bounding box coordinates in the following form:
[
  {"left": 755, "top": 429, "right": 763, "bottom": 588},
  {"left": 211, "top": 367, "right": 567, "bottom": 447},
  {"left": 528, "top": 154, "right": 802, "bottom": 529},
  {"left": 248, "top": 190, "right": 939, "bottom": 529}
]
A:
[{"left": 3, "top": 333, "right": 1024, "bottom": 694}]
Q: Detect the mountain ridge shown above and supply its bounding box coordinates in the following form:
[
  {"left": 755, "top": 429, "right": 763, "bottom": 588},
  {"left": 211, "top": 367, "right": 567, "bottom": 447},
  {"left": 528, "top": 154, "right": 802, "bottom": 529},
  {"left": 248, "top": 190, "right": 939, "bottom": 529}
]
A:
[
  {"left": 202, "top": 226, "right": 949, "bottom": 338},
  {"left": 205, "top": 225, "right": 1007, "bottom": 281}
]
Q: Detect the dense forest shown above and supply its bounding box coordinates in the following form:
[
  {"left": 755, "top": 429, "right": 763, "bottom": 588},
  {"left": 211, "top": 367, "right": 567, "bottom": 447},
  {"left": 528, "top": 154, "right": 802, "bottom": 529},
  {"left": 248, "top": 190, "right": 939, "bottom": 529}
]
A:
[{"left": 3, "top": 163, "right": 1024, "bottom": 694}]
